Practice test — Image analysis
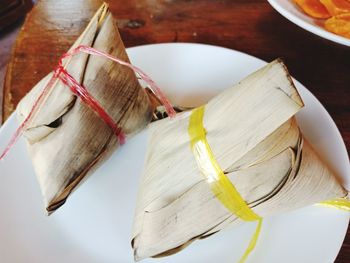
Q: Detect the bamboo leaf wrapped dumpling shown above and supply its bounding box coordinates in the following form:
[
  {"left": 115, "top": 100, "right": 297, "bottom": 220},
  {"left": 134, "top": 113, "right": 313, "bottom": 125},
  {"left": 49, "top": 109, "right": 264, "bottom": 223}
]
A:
[
  {"left": 16, "top": 4, "right": 154, "bottom": 214},
  {"left": 131, "top": 59, "right": 347, "bottom": 260}
]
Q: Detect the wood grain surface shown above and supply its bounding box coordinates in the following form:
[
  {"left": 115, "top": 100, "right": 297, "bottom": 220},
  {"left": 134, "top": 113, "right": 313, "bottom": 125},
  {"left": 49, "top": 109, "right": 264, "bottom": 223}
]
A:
[{"left": 2, "top": 0, "right": 350, "bottom": 262}]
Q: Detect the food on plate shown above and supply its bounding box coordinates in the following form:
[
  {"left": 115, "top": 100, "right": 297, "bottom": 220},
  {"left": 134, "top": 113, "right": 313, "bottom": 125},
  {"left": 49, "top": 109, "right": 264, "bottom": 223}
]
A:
[
  {"left": 294, "top": 0, "right": 350, "bottom": 38},
  {"left": 325, "top": 13, "right": 350, "bottom": 37},
  {"left": 294, "top": 0, "right": 331, "bottom": 18},
  {"left": 320, "top": 0, "right": 350, "bottom": 16},
  {"left": 131, "top": 59, "right": 347, "bottom": 260},
  {"left": 16, "top": 4, "right": 154, "bottom": 214}
]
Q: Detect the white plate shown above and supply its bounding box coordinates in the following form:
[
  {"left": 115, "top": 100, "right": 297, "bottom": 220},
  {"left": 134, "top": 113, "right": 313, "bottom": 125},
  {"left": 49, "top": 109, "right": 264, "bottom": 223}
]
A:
[
  {"left": 267, "top": 0, "right": 350, "bottom": 47},
  {"left": 0, "top": 43, "right": 349, "bottom": 263}
]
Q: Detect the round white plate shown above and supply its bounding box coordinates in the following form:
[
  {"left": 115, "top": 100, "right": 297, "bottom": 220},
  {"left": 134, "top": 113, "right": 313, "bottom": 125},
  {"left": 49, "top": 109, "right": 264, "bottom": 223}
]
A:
[
  {"left": 267, "top": 0, "right": 350, "bottom": 47},
  {"left": 0, "top": 43, "right": 349, "bottom": 263}
]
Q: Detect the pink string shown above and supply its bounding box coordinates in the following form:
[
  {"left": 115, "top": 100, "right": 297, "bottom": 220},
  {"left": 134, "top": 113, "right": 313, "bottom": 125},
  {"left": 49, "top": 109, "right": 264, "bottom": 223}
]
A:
[
  {"left": 57, "top": 66, "right": 125, "bottom": 144},
  {"left": 63, "top": 45, "right": 176, "bottom": 117},
  {"left": 0, "top": 71, "right": 60, "bottom": 160},
  {"left": 0, "top": 45, "right": 175, "bottom": 161}
]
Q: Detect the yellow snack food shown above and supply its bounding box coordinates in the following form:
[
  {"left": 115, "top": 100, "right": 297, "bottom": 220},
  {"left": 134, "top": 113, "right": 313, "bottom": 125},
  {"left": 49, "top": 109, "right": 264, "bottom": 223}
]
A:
[
  {"left": 325, "top": 13, "right": 350, "bottom": 38},
  {"left": 294, "top": 0, "right": 331, "bottom": 18},
  {"left": 320, "top": 0, "right": 350, "bottom": 15}
]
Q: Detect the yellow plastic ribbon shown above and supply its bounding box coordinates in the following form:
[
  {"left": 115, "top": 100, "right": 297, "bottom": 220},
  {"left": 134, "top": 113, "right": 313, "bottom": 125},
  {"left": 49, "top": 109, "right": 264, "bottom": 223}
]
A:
[
  {"left": 188, "top": 106, "right": 262, "bottom": 263},
  {"left": 319, "top": 198, "right": 350, "bottom": 212},
  {"left": 238, "top": 219, "right": 262, "bottom": 263},
  {"left": 188, "top": 105, "right": 349, "bottom": 263}
]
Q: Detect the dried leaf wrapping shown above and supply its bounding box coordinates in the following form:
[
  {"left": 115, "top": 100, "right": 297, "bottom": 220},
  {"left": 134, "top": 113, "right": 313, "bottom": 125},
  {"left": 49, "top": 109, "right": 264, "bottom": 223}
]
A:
[
  {"left": 16, "top": 4, "right": 153, "bottom": 213},
  {"left": 131, "top": 60, "right": 346, "bottom": 260}
]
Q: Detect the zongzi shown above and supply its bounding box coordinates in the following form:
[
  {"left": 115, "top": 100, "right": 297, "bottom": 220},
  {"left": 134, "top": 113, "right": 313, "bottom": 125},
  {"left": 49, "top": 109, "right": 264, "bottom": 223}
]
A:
[
  {"left": 16, "top": 3, "right": 154, "bottom": 214},
  {"left": 131, "top": 59, "right": 347, "bottom": 260}
]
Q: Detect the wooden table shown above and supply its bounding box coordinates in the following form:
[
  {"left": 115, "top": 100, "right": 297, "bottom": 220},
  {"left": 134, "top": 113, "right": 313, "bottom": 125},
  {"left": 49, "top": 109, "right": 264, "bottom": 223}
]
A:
[
  {"left": 2, "top": 0, "right": 350, "bottom": 262},
  {"left": 0, "top": 0, "right": 33, "bottom": 31}
]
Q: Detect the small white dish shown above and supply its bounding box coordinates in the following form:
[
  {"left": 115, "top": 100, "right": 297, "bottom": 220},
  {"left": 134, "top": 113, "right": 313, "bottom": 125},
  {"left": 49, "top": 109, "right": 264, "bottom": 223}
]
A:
[
  {"left": 267, "top": 0, "right": 350, "bottom": 47},
  {"left": 0, "top": 43, "right": 349, "bottom": 262}
]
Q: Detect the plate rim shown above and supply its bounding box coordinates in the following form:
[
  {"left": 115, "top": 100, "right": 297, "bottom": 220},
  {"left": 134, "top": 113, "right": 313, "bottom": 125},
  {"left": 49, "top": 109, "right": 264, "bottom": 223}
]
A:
[{"left": 267, "top": 0, "right": 350, "bottom": 47}]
